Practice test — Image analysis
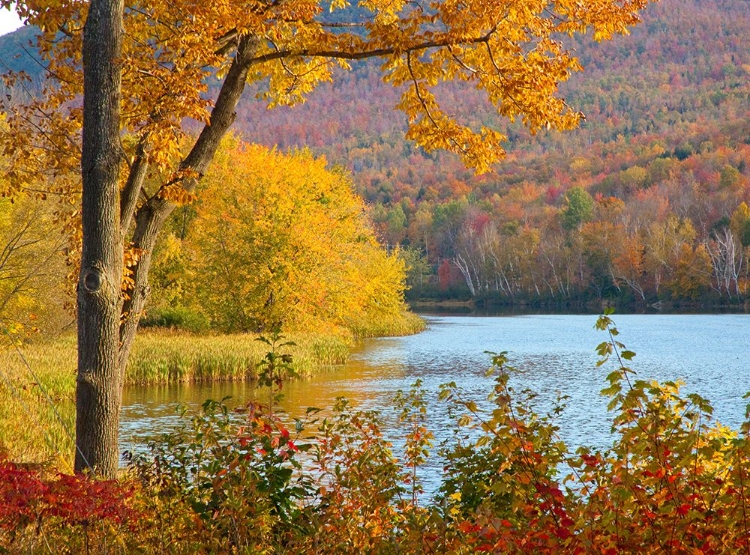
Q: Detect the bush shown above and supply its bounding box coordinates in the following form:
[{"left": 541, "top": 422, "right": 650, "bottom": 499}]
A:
[
  {"left": 139, "top": 305, "right": 210, "bottom": 333},
  {"left": 0, "top": 456, "right": 136, "bottom": 553}
]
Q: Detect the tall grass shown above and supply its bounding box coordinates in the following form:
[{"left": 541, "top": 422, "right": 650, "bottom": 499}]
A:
[
  {"left": 0, "top": 311, "right": 424, "bottom": 465},
  {"left": 126, "top": 331, "right": 352, "bottom": 385},
  {"left": 0, "top": 336, "right": 77, "bottom": 470},
  {"left": 0, "top": 331, "right": 352, "bottom": 465},
  {"left": 347, "top": 310, "right": 426, "bottom": 338}
]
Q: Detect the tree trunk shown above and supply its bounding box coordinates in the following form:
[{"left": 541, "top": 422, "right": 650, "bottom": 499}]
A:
[
  {"left": 76, "top": 19, "right": 257, "bottom": 475},
  {"left": 76, "top": 0, "right": 125, "bottom": 476}
]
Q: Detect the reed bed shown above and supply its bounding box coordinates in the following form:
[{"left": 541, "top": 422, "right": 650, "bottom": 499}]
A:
[
  {"left": 0, "top": 336, "right": 77, "bottom": 470},
  {"left": 126, "top": 331, "right": 352, "bottom": 385},
  {"left": 0, "top": 313, "right": 424, "bottom": 464},
  {"left": 347, "top": 310, "right": 426, "bottom": 338}
]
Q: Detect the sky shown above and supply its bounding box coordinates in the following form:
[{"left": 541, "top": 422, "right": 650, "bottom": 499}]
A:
[{"left": 0, "top": 5, "right": 23, "bottom": 37}]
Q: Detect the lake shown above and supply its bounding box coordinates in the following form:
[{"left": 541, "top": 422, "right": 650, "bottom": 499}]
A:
[{"left": 120, "top": 313, "right": 750, "bottom": 480}]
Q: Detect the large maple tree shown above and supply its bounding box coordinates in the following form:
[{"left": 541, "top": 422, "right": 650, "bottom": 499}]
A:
[{"left": 0, "top": 0, "right": 653, "bottom": 476}]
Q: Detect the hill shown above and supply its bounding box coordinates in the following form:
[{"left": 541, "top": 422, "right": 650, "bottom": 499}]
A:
[
  {"left": 231, "top": 0, "right": 748, "bottom": 204},
  {"left": 1, "top": 0, "right": 749, "bottom": 304},
  {"left": 0, "top": 25, "right": 42, "bottom": 76},
  {"left": 231, "top": 0, "right": 750, "bottom": 304}
]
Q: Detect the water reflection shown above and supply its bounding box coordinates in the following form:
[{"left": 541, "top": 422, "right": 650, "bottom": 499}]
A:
[{"left": 120, "top": 351, "right": 401, "bottom": 455}]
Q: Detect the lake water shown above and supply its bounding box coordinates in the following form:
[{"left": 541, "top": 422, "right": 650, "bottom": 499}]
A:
[{"left": 120, "top": 314, "right": 750, "bottom": 479}]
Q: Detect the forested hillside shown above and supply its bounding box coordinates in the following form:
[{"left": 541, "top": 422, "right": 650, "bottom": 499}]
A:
[
  {"left": 232, "top": 0, "right": 750, "bottom": 304},
  {"left": 1, "top": 0, "right": 748, "bottom": 304}
]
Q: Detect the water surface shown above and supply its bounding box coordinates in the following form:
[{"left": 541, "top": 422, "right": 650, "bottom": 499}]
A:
[{"left": 121, "top": 314, "right": 750, "bottom": 473}]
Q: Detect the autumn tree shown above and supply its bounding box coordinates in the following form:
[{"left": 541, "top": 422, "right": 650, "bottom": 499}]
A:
[
  {"left": 705, "top": 228, "right": 745, "bottom": 298},
  {"left": 643, "top": 214, "right": 696, "bottom": 296},
  {"left": 670, "top": 242, "right": 712, "bottom": 299},
  {"left": 611, "top": 232, "right": 646, "bottom": 300},
  {"left": 580, "top": 220, "right": 623, "bottom": 298},
  {"left": 177, "top": 139, "right": 409, "bottom": 334},
  {"left": 0, "top": 112, "right": 74, "bottom": 339},
  {"left": 0, "top": 0, "right": 656, "bottom": 475},
  {"left": 730, "top": 202, "right": 750, "bottom": 248},
  {"left": 399, "top": 246, "right": 432, "bottom": 296}
]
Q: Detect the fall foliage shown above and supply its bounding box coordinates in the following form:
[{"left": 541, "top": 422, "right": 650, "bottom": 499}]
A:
[
  {"left": 178, "top": 0, "right": 749, "bottom": 304},
  {"left": 149, "top": 139, "right": 411, "bottom": 336},
  {"left": 0, "top": 126, "right": 72, "bottom": 338}
]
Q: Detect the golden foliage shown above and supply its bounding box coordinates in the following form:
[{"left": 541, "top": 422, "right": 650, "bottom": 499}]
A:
[
  {"left": 0, "top": 0, "right": 655, "bottom": 198},
  {"left": 0, "top": 196, "right": 71, "bottom": 335},
  {"left": 0, "top": 0, "right": 654, "bottom": 341},
  {"left": 175, "top": 138, "right": 410, "bottom": 334}
]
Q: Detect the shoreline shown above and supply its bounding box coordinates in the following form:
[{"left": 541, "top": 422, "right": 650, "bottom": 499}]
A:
[{"left": 408, "top": 297, "right": 750, "bottom": 315}]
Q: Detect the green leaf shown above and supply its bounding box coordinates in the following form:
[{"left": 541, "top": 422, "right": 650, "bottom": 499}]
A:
[{"left": 601, "top": 383, "right": 622, "bottom": 397}]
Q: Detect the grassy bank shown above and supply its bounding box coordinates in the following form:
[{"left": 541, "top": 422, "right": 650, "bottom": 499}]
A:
[
  {"left": 126, "top": 331, "right": 352, "bottom": 385},
  {"left": 0, "top": 311, "right": 424, "bottom": 466},
  {"left": 0, "top": 336, "right": 77, "bottom": 470}
]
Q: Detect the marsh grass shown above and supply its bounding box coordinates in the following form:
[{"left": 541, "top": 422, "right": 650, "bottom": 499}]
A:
[
  {"left": 0, "top": 330, "right": 352, "bottom": 464},
  {"left": 126, "top": 331, "right": 352, "bottom": 385},
  {"left": 0, "top": 311, "right": 424, "bottom": 464},
  {"left": 0, "top": 336, "right": 77, "bottom": 470},
  {"left": 347, "top": 310, "right": 426, "bottom": 338}
]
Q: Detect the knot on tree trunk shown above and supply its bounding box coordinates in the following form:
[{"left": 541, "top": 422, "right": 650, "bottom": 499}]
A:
[{"left": 83, "top": 268, "right": 103, "bottom": 292}]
